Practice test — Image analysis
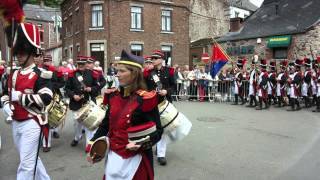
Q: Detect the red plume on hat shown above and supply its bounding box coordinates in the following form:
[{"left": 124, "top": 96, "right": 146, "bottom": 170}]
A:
[
  {"left": 294, "top": 59, "right": 303, "bottom": 67},
  {"left": 236, "top": 59, "right": 245, "bottom": 68},
  {"left": 0, "top": 0, "right": 26, "bottom": 47},
  {"left": 304, "top": 58, "right": 312, "bottom": 67},
  {"left": 260, "top": 59, "right": 267, "bottom": 68},
  {"left": 270, "top": 61, "right": 276, "bottom": 67},
  {"left": 280, "top": 60, "right": 288, "bottom": 67}
]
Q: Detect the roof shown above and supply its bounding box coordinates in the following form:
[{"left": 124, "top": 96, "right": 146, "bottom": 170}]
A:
[
  {"left": 219, "top": 0, "right": 320, "bottom": 42},
  {"left": 190, "top": 38, "right": 214, "bottom": 48},
  {"left": 229, "top": 0, "right": 259, "bottom": 12},
  {"left": 24, "top": 4, "right": 61, "bottom": 22}
]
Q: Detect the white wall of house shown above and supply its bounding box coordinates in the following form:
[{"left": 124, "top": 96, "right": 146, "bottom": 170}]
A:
[{"left": 230, "top": 6, "right": 251, "bottom": 18}]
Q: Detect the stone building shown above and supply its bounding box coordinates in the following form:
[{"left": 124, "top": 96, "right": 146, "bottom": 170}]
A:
[
  {"left": 189, "top": 0, "right": 229, "bottom": 42},
  {"left": 61, "top": 0, "right": 190, "bottom": 70},
  {"left": 0, "top": 4, "right": 62, "bottom": 65},
  {"left": 190, "top": 0, "right": 320, "bottom": 67},
  {"left": 218, "top": 0, "right": 320, "bottom": 63}
]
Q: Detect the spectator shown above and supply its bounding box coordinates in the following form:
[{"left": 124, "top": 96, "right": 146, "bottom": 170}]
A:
[{"left": 67, "top": 58, "right": 76, "bottom": 70}]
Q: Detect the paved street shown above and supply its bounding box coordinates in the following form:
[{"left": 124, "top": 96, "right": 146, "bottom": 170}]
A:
[{"left": 1, "top": 102, "right": 320, "bottom": 180}]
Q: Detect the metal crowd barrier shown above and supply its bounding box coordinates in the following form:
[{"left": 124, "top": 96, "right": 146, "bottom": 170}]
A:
[{"left": 172, "top": 80, "right": 250, "bottom": 103}]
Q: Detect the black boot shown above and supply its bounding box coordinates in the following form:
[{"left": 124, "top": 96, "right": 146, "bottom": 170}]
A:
[
  {"left": 313, "top": 97, "right": 320, "bottom": 112},
  {"left": 268, "top": 95, "right": 272, "bottom": 106},
  {"left": 287, "top": 98, "right": 295, "bottom": 111},
  {"left": 256, "top": 98, "right": 263, "bottom": 110},
  {"left": 246, "top": 95, "right": 254, "bottom": 107},
  {"left": 253, "top": 96, "right": 258, "bottom": 107},
  {"left": 296, "top": 99, "right": 301, "bottom": 111},
  {"left": 232, "top": 95, "right": 238, "bottom": 105},
  {"left": 240, "top": 96, "right": 245, "bottom": 105},
  {"left": 264, "top": 99, "right": 270, "bottom": 109},
  {"left": 276, "top": 96, "right": 282, "bottom": 107},
  {"left": 312, "top": 95, "right": 317, "bottom": 106},
  {"left": 303, "top": 96, "right": 310, "bottom": 108}
]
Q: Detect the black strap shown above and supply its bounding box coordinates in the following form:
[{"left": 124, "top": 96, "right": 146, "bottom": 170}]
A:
[{"left": 33, "top": 127, "right": 43, "bottom": 180}]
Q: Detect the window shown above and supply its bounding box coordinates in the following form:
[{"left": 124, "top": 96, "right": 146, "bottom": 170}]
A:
[
  {"left": 161, "top": 10, "right": 172, "bottom": 32},
  {"left": 64, "top": 48, "right": 68, "bottom": 58},
  {"left": 76, "top": 44, "right": 80, "bottom": 53},
  {"left": 161, "top": 45, "right": 172, "bottom": 65},
  {"left": 91, "top": 4, "right": 103, "bottom": 27},
  {"left": 69, "top": 46, "right": 73, "bottom": 59},
  {"left": 131, "top": 7, "right": 142, "bottom": 30},
  {"left": 273, "top": 48, "right": 288, "bottom": 59},
  {"left": 39, "top": 29, "right": 44, "bottom": 43},
  {"left": 235, "top": 11, "right": 239, "bottom": 18},
  {"left": 131, "top": 44, "right": 143, "bottom": 56}
]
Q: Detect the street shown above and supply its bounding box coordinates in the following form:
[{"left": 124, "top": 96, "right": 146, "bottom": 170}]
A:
[{"left": 1, "top": 102, "right": 320, "bottom": 180}]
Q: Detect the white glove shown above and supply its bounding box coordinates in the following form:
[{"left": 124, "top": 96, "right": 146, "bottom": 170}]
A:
[
  {"left": 3, "top": 104, "right": 13, "bottom": 123},
  {"left": 11, "top": 90, "right": 22, "bottom": 102}
]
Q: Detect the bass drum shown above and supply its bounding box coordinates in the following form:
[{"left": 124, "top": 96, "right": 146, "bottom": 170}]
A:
[
  {"left": 75, "top": 97, "right": 106, "bottom": 131},
  {"left": 46, "top": 94, "right": 68, "bottom": 128},
  {"left": 158, "top": 100, "right": 181, "bottom": 133}
]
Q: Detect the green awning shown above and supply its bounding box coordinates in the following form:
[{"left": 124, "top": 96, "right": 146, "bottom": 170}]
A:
[{"left": 267, "top": 35, "right": 292, "bottom": 48}]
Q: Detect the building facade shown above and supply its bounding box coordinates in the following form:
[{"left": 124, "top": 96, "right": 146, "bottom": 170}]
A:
[
  {"left": 0, "top": 4, "right": 62, "bottom": 65},
  {"left": 189, "top": 0, "right": 229, "bottom": 42},
  {"left": 191, "top": 0, "right": 320, "bottom": 69},
  {"left": 61, "top": 0, "right": 190, "bottom": 70}
]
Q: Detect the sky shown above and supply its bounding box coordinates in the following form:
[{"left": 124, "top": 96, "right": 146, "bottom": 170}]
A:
[{"left": 250, "top": 0, "right": 264, "bottom": 7}]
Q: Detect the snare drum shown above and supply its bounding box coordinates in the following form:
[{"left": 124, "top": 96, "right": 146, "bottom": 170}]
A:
[
  {"left": 158, "top": 100, "right": 181, "bottom": 133},
  {"left": 46, "top": 94, "right": 68, "bottom": 128},
  {"left": 75, "top": 100, "right": 106, "bottom": 131}
]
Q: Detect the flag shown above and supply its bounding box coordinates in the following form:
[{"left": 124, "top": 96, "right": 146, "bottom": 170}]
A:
[{"left": 210, "top": 43, "right": 230, "bottom": 78}]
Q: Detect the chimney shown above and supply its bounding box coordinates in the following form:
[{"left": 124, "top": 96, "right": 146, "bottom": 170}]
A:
[
  {"left": 40, "top": 0, "right": 44, "bottom": 7},
  {"left": 229, "top": 17, "right": 244, "bottom": 32}
]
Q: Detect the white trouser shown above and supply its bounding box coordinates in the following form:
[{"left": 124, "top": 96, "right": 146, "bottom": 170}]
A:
[
  {"left": 290, "top": 86, "right": 297, "bottom": 99},
  {"left": 42, "top": 128, "right": 59, "bottom": 148},
  {"left": 311, "top": 81, "right": 317, "bottom": 95},
  {"left": 248, "top": 84, "right": 255, "bottom": 96},
  {"left": 276, "top": 83, "right": 281, "bottom": 96},
  {"left": 267, "top": 82, "right": 273, "bottom": 95},
  {"left": 12, "top": 119, "right": 51, "bottom": 180},
  {"left": 42, "top": 129, "right": 52, "bottom": 148},
  {"left": 156, "top": 135, "right": 168, "bottom": 158},
  {"left": 234, "top": 82, "right": 239, "bottom": 94},
  {"left": 72, "top": 111, "right": 97, "bottom": 146},
  {"left": 302, "top": 82, "right": 309, "bottom": 96}
]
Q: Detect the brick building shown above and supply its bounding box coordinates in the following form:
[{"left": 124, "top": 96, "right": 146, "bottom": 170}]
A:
[
  {"left": 61, "top": 0, "right": 190, "bottom": 70},
  {"left": 0, "top": 4, "right": 62, "bottom": 65}
]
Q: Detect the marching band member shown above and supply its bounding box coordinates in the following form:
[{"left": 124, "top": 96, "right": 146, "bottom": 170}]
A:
[
  {"left": 65, "top": 56, "right": 100, "bottom": 149},
  {"left": 256, "top": 59, "right": 269, "bottom": 110},
  {"left": 144, "top": 50, "right": 175, "bottom": 166},
  {"left": 302, "top": 58, "right": 312, "bottom": 108},
  {"left": 287, "top": 59, "right": 303, "bottom": 111},
  {"left": 246, "top": 59, "right": 258, "bottom": 107},
  {"left": 276, "top": 60, "right": 288, "bottom": 107},
  {"left": 41, "top": 55, "right": 65, "bottom": 152},
  {"left": 232, "top": 59, "right": 245, "bottom": 105},
  {"left": 87, "top": 50, "right": 162, "bottom": 180},
  {"left": 267, "top": 61, "right": 277, "bottom": 106},
  {"left": 313, "top": 57, "right": 320, "bottom": 112},
  {"left": 86, "top": 57, "right": 106, "bottom": 103},
  {"left": 1, "top": 22, "right": 52, "bottom": 180}
]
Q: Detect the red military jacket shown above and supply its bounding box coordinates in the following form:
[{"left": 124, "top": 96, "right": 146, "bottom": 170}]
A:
[{"left": 91, "top": 88, "right": 162, "bottom": 159}]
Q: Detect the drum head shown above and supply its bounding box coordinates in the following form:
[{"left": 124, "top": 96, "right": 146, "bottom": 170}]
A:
[{"left": 90, "top": 136, "right": 109, "bottom": 163}]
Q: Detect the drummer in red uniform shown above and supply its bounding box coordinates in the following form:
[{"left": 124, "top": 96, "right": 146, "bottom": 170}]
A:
[
  {"left": 1, "top": 22, "right": 52, "bottom": 180},
  {"left": 87, "top": 50, "right": 162, "bottom": 180}
]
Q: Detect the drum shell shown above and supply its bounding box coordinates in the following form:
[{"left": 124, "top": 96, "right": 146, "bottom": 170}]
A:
[
  {"left": 158, "top": 100, "right": 180, "bottom": 133},
  {"left": 47, "top": 95, "right": 68, "bottom": 128},
  {"left": 76, "top": 101, "right": 106, "bottom": 131}
]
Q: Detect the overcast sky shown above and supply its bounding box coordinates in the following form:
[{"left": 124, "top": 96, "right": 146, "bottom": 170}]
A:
[{"left": 250, "top": 0, "right": 264, "bottom": 7}]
